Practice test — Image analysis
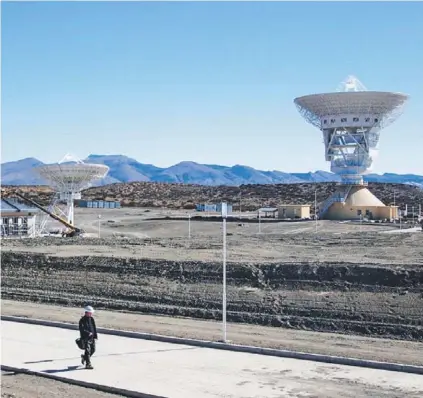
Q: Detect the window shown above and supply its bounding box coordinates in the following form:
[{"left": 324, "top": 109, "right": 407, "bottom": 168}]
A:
[
  {"left": 374, "top": 118, "right": 378, "bottom": 123},
  {"left": 323, "top": 119, "right": 327, "bottom": 124},
  {"left": 353, "top": 117, "right": 359, "bottom": 122},
  {"left": 365, "top": 209, "right": 370, "bottom": 216},
  {"left": 365, "top": 117, "right": 370, "bottom": 122},
  {"left": 357, "top": 210, "right": 362, "bottom": 216},
  {"left": 341, "top": 118, "right": 347, "bottom": 123},
  {"left": 331, "top": 119, "right": 336, "bottom": 123}
]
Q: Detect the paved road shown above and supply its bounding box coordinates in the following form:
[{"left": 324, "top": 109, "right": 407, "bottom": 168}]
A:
[{"left": 2, "top": 321, "right": 423, "bottom": 398}]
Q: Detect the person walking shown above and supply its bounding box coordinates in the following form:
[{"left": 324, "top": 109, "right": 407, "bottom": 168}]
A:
[{"left": 79, "top": 305, "right": 98, "bottom": 369}]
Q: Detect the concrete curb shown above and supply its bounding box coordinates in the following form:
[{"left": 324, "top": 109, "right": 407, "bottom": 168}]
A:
[
  {"left": 2, "top": 315, "right": 423, "bottom": 375},
  {"left": 1, "top": 364, "right": 167, "bottom": 398}
]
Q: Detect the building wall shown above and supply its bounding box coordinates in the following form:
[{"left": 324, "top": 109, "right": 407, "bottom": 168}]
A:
[
  {"left": 77, "top": 200, "right": 121, "bottom": 209},
  {"left": 325, "top": 203, "right": 398, "bottom": 220},
  {"left": 196, "top": 203, "right": 233, "bottom": 213},
  {"left": 278, "top": 205, "right": 311, "bottom": 219},
  {"left": 196, "top": 204, "right": 217, "bottom": 212},
  {"left": 0, "top": 214, "right": 36, "bottom": 237},
  {"left": 216, "top": 203, "right": 233, "bottom": 214}
]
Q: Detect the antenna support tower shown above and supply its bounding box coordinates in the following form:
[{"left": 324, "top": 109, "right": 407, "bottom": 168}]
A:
[{"left": 34, "top": 154, "right": 109, "bottom": 231}]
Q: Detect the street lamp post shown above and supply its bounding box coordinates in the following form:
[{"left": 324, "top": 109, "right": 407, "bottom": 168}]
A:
[
  {"left": 188, "top": 213, "right": 191, "bottom": 239},
  {"left": 258, "top": 212, "right": 261, "bottom": 234},
  {"left": 221, "top": 202, "right": 228, "bottom": 343},
  {"left": 315, "top": 189, "right": 318, "bottom": 233},
  {"left": 98, "top": 214, "right": 101, "bottom": 238},
  {"left": 239, "top": 191, "right": 242, "bottom": 216}
]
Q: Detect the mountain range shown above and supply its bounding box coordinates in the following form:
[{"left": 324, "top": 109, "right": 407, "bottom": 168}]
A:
[{"left": 1, "top": 155, "right": 423, "bottom": 189}]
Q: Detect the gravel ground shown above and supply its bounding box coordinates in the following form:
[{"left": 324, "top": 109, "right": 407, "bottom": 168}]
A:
[
  {"left": 4, "top": 207, "right": 421, "bottom": 265},
  {"left": 1, "top": 371, "right": 124, "bottom": 398}
]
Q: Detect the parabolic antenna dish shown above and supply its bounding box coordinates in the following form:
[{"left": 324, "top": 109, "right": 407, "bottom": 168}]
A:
[
  {"left": 294, "top": 91, "right": 409, "bottom": 130},
  {"left": 293, "top": 76, "right": 409, "bottom": 186},
  {"left": 34, "top": 154, "right": 109, "bottom": 227},
  {"left": 36, "top": 161, "right": 109, "bottom": 192}
]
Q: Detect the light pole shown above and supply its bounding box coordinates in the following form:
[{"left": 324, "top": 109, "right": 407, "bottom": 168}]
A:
[
  {"left": 221, "top": 202, "right": 228, "bottom": 343},
  {"left": 315, "top": 189, "right": 318, "bottom": 233},
  {"left": 98, "top": 214, "right": 101, "bottom": 238},
  {"left": 258, "top": 211, "right": 262, "bottom": 234},
  {"left": 188, "top": 213, "right": 191, "bottom": 239},
  {"left": 239, "top": 190, "right": 242, "bottom": 217}
]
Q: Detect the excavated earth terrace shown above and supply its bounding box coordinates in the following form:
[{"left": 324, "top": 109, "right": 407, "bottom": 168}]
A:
[{"left": 1, "top": 231, "right": 423, "bottom": 341}]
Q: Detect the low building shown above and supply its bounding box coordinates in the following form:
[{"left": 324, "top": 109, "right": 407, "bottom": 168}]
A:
[
  {"left": 216, "top": 203, "right": 233, "bottom": 214},
  {"left": 76, "top": 200, "right": 121, "bottom": 209},
  {"left": 322, "top": 185, "right": 398, "bottom": 221},
  {"left": 278, "top": 205, "right": 311, "bottom": 219},
  {"left": 0, "top": 199, "right": 40, "bottom": 237},
  {"left": 196, "top": 203, "right": 217, "bottom": 212},
  {"left": 258, "top": 207, "right": 278, "bottom": 218},
  {"left": 196, "top": 203, "right": 233, "bottom": 214}
]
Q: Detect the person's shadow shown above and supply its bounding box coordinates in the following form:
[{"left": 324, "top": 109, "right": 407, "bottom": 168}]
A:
[{"left": 41, "top": 365, "right": 81, "bottom": 374}]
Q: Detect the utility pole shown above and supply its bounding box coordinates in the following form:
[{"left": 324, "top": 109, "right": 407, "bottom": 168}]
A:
[
  {"left": 315, "top": 188, "right": 318, "bottom": 233},
  {"left": 239, "top": 190, "right": 242, "bottom": 216},
  {"left": 221, "top": 202, "right": 228, "bottom": 343},
  {"left": 258, "top": 211, "right": 261, "bottom": 234}
]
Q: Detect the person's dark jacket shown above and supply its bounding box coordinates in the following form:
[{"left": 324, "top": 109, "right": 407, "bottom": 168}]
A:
[{"left": 79, "top": 316, "right": 98, "bottom": 340}]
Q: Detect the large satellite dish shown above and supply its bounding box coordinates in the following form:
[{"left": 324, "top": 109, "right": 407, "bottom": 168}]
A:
[
  {"left": 294, "top": 75, "right": 408, "bottom": 184},
  {"left": 35, "top": 154, "right": 109, "bottom": 228},
  {"left": 293, "top": 76, "right": 409, "bottom": 220}
]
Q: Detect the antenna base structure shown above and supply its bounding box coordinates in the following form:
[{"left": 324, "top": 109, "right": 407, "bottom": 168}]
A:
[
  {"left": 294, "top": 76, "right": 409, "bottom": 219},
  {"left": 34, "top": 154, "right": 109, "bottom": 231}
]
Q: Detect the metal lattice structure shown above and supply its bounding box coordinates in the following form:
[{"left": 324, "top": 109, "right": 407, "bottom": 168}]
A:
[
  {"left": 294, "top": 76, "right": 409, "bottom": 184},
  {"left": 35, "top": 154, "right": 109, "bottom": 228}
]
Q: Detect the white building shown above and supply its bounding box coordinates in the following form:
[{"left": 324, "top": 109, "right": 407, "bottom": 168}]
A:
[{"left": 0, "top": 199, "right": 39, "bottom": 238}]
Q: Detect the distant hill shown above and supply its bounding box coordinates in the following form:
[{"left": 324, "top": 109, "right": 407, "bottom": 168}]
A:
[{"left": 1, "top": 154, "right": 423, "bottom": 188}]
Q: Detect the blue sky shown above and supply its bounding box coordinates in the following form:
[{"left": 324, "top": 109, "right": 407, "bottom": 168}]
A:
[{"left": 2, "top": 1, "right": 422, "bottom": 174}]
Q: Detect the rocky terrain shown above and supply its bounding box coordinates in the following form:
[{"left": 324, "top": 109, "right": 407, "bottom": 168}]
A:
[
  {"left": 2, "top": 230, "right": 422, "bottom": 341},
  {"left": 2, "top": 181, "right": 423, "bottom": 211},
  {"left": 1, "top": 371, "right": 123, "bottom": 398}
]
